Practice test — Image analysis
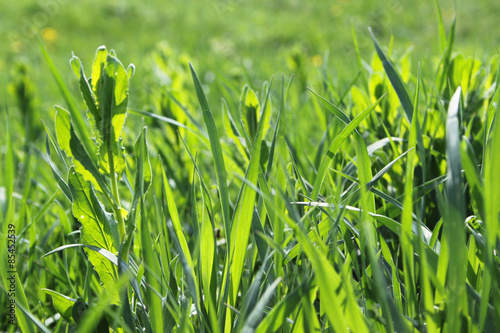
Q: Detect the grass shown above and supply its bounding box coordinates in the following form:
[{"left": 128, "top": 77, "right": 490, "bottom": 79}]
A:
[{"left": 1, "top": 2, "right": 500, "bottom": 332}]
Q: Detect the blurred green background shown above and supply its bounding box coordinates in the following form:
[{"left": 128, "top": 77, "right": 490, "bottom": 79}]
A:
[{"left": 2, "top": 0, "right": 499, "bottom": 113}]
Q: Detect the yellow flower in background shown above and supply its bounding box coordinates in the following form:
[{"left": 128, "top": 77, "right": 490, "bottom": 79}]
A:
[
  {"left": 41, "top": 27, "right": 58, "bottom": 43},
  {"left": 312, "top": 54, "right": 323, "bottom": 67}
]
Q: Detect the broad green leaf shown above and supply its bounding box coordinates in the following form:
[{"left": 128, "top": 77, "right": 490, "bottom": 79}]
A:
[
  {"left": 55, "top": 106, "right": 111, "bottom": 197},
  {"left": 70, "top": 54, "right": 99, "bottom": 127},
  {"left": 68, "top": 166, "right": 120, "bottom": 304},
  {"left": 74, "top": 276, "right": 130, "bottom": 333},
  {"left": 42, "top": 289, "right": 76, "bottom": 323},
  {"left": 91, "top": 48, "right": 130, "bottom": 177}
]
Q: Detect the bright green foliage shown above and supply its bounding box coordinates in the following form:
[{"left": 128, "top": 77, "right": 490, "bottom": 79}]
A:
[
  {"left": 2, "top": 12, "right": 500, "bottom": 333},
  {"left": 70, "top": 47, "right": 133, "bottom": 178}
]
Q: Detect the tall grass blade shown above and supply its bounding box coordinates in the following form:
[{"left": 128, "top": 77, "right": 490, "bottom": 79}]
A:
[
  {"left": 228, "top": 76, "right": 272, "bottom": 308},
  {"left": 400, "top": 69, "right": 420, "bottom": 321},
  {"left": 189, "top": 62, "right": 231, "bottom": 244},
  {"left": 433, "top": 0, "right": 448, "bottom": 52},
  {"left": 369, "top": 28, "right": 414, "bottom": 123},
  {"left": 140, "top": 198, "right": 164, "bottom": 333},
  {"left": 161, "top": 163, "right": 200, "bottom": 316},
  {"left": 444, "top": 87, "right": 467, "bottom": 333},
  {"left": 480, "top": 87, "right": 500, "bottom": 331}
]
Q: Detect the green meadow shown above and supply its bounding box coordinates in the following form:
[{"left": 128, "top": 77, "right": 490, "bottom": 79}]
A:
[{"left": 1, "top": 0, "right": 499, "bottom": 332}]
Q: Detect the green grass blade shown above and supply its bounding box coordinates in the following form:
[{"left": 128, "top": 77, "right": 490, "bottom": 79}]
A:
[
  {"left": 128, "top": 108, "right": 207, "bottom": 140},
  {"left": 433, "top": 0, "right": 448, "bottom": 52},
  {"left": 41, "top": 119, "right": 68, "bottom": 171},
  {"left": 228, "top": 77, "right": 271, "bottom": 306},
  {"left": 307, "top": 87, "right": 351, "bottom": 125},
  {"left": 2, "top": 105, "right": 14, "bottom": 219},
  {"left": 199, "top": 190, "right": 219, "bottom": 332},
  {"left": 461, "top": 137, "right": 484, "bottom": 219},
  {"left": 241, "top": 278, "right": 282, "bottom": 333},
  {"left": 128, "top": 127, "right": 152, "bottom": 227},
  {"left": 444, "top": 87, "right": 467, "bottom": 333},
  {"left": 179, "top": 134, "right": 214, "bottom": 218},
  {"left": 140, "top": 197, "right": 164, "bottom": 333},
  {"left": 369, "top": 28, "right": 414, "bottom": 123},
  {"left": 236, "top": 254, "right": 273, "bottom": 331},
  {"left": 436, "top": 15, "right": 456, "bottom": 93},
  {"left": 189, "top": 62, "right": 231, "bottom": 244},
  {"left": 311, "top": 94, "right": 385, "bottom": 200},
  {"left": 355, "top": 133, "right": 410, "bottom": 332},
  {"left": 161, "top": 163, "right": 200, "bottom": 311},
  {"left": 480, "top": 86, "right": 500, "bottom": 331},
  {"left": 401, "top": 75, "right": 419, "bottom": 320},
  {"left": 254, "top": 281, "right": 310, "bottom": 333},
  {"left": 45, "top": 137, "right": 72, "bottom": 202}
]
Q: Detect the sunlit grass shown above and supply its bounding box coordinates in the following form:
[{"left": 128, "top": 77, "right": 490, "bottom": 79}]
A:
[{"left": 1, "top": 6, "right": 500, "bottom": 333}]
